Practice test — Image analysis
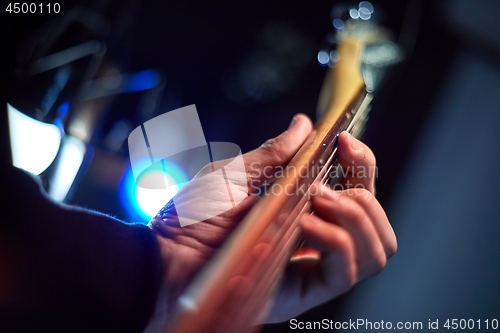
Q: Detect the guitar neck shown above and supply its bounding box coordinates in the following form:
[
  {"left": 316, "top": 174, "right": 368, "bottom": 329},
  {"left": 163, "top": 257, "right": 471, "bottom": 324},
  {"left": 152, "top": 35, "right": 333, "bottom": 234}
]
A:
[{"left": 166, "top": 38, "right": 372, "bottom": 333}]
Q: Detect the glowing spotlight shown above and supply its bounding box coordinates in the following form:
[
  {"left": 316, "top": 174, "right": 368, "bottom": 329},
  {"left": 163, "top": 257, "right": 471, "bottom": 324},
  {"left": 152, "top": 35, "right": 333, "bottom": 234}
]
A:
[
  {"left": 120, "top": 158, "right": 188, "bottom": 222},
  {"left": 7, "top": 103, "right": 61, "bottom": 175},
  {"left": 48, "top": 136, "right": 86, "bottom": 202}
]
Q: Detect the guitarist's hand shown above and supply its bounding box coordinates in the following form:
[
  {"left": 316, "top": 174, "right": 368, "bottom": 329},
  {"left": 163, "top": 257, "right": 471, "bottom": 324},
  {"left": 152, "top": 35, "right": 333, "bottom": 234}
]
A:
[
  {"left": 266, "top": 130, "right": 397, "bottom": 322},
  {"left": 147, "top": 114, "right": 396, "bottom": 327}
]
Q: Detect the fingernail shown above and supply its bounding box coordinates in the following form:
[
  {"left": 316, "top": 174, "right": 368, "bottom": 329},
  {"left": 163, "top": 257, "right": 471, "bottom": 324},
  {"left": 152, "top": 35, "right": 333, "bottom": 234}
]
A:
[
  {"left": 288, "top": 116, "right": 297, "bottom": 130},
  {"left": 349, "top": 134, "right": 363, "bottom": 151}
]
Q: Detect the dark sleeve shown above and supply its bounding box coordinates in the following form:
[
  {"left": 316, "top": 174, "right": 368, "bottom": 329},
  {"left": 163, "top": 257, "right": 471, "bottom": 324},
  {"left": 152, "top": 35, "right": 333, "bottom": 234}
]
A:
[{"left": 0, "top": 166, "right": 163, "bottom": 332}]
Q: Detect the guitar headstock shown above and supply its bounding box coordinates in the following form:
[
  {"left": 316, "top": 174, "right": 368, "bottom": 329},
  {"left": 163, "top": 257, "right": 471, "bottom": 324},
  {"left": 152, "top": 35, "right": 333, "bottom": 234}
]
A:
[{"left": 316, "top": 1, "right": 402, "bottom": 120}]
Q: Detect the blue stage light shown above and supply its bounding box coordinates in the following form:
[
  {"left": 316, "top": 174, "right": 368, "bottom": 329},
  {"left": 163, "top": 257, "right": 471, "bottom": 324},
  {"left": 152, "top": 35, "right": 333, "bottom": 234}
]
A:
[
  {"left": 123, "top": 70, "right": 160, "bottom": 92},
  {"left": 119, "top": 158, "right": 188, "bottom": 223},
  {"left": 57, "top": 99, "right": 70, "bottom": 118}
]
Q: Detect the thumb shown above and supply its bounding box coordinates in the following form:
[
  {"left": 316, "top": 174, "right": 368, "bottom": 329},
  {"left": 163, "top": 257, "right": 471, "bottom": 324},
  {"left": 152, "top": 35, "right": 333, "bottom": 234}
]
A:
[{"left": 244, "top": 114, "right": 313, "bottom": 189}]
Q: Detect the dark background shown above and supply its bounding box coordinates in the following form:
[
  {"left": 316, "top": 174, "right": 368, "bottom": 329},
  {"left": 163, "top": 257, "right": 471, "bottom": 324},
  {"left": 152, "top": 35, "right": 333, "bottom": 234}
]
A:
[
  {"left": 2, "top": 0, "right": 442, "bottom": 220},
  {"left": 4, "top": 0, "right": 500, "bottom": 331}
]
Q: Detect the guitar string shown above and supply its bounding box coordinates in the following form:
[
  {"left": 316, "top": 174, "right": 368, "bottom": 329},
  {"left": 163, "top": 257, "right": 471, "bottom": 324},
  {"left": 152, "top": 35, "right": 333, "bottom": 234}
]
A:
[
  {"left": 232, "top": 94, "right": 373, "bottom": 327},
  {"left": 179, "top": 93, "right": 373, "bottom": 332},
  {"left": 223, "top": 141, "right": 342, "bottom": 330},
  {"left": 241, "top": 94, "right": 374, "bottom": 324}
]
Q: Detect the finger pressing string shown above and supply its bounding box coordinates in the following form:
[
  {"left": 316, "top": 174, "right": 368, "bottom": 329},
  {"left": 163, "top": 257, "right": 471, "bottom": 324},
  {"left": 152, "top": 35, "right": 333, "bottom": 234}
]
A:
[{"left": 337, "top": 131, "right": 377, "bottom": 194}]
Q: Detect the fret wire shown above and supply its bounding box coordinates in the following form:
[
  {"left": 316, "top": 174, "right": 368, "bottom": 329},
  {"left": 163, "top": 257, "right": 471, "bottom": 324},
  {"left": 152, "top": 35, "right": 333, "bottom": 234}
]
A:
[
  {"left": 321, "top": 163, "right": 335, "bottom": 185},
  {"left": 319, "top": 146, "right": 338, "bottom": 185},
  {"left": 346, "top": 93, "right": 373, "bottom": 136}
]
